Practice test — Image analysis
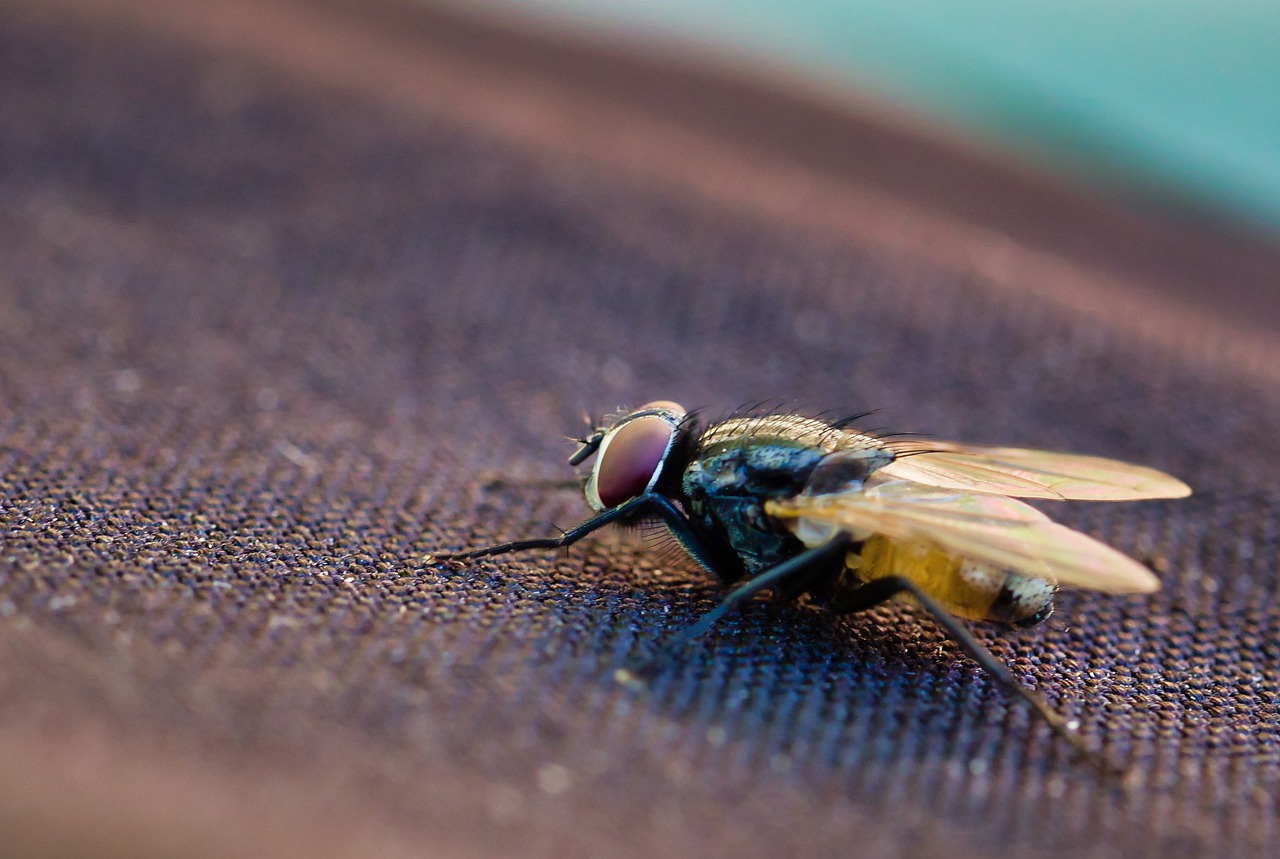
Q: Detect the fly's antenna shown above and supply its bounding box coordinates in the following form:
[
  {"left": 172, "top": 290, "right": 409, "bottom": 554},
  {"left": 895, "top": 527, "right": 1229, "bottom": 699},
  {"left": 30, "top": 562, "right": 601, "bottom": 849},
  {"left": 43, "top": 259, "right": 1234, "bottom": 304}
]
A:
[
  {"left": 568, "top": 430, "right": 604, "bottom": 466},
  {"left": 564, "top": 410, "right": 607, "bottom": 466}
]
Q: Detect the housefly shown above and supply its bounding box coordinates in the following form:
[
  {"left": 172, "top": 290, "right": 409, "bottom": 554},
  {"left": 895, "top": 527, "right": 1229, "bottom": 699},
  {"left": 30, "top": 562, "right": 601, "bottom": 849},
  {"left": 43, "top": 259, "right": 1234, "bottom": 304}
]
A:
[{"left": 433, "top": 401, "right": 1190, "bottom": 769}]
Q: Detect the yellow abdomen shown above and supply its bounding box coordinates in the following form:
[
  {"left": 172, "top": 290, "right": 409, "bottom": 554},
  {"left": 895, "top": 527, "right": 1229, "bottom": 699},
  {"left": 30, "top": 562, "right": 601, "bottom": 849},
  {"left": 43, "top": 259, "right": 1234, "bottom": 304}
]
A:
[{"left": 848, "top": 535, "right": 1055, "bottom": 625}]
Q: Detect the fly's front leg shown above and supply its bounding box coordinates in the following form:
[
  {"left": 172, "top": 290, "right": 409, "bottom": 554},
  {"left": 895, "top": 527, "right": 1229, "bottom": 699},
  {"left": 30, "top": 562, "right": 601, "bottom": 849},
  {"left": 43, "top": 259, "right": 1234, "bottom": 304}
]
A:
[
  {"left": 430, "top": 495, "right": 656, "bottom": 562},
  {"left": 477, "top": 473, "right": 582, "bottom": 493},
  {"left": 429, "top": 494, "right": 729, "bottom": 577}
]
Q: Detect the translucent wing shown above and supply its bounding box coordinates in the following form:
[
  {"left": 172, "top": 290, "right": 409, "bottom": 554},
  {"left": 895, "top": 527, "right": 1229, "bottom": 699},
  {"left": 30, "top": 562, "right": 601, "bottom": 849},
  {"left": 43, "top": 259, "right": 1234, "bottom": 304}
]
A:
[
  {"left": 878, "top": 438, "right": 1191, "bottom": 501},
  {"left": 766, "top": 480, "right": 1160, "bottom": 593}
]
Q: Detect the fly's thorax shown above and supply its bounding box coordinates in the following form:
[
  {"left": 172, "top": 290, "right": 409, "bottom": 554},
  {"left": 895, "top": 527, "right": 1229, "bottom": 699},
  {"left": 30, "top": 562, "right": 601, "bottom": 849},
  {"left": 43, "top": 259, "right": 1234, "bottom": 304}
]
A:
[
  {"left": 681, "top": 435, "right": 826, "bottom": 576},
  {"left": 684, "top": 415, "right": 893, "bottom": 502},
  {"left": 683, "top": 438, "right": 825, "bottom": 501},
  {"left": 697, "top": 414, "right": 841, "bottom": 452},
  {"left": 847, "top": 535, "right": 1056, "bottom": 626},
  {"left": 680, "top": 417, "right": 891, "bottom": 576},
  {"left": 800, "top": 448, "right": 895, "bottom": 497},
  {"left": 697, "top": 415, "right": 889, "bottom": 459}
]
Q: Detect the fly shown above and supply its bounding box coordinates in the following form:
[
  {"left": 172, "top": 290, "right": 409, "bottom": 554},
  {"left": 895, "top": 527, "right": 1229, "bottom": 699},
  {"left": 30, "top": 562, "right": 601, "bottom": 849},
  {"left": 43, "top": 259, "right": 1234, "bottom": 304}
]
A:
[{"left": 432, "top": 401, "right": 1191, "bottom": 771}]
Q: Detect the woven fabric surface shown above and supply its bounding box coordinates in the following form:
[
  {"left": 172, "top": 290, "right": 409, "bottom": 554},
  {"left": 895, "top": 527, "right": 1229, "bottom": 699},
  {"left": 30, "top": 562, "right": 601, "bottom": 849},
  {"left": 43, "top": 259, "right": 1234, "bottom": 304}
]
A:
[{"left": 1, "top": 2, "right": 1278, "bottom": 857}]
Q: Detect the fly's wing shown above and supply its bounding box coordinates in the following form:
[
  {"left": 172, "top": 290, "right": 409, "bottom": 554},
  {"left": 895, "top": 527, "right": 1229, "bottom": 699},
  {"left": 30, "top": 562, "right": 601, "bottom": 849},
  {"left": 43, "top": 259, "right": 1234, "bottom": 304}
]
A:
[
  {"left": 878, "top": 439, "right": 1191, "bottom": 501},
  {"left": 766, "top": 480, "right": 1161, "bottom": 593}
]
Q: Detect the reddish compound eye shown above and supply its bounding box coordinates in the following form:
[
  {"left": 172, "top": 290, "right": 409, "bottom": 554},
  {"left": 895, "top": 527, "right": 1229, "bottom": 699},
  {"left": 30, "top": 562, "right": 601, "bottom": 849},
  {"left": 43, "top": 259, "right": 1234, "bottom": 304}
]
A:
[{"left": 591, "top": 415, "right": 677, "bottom": 509}]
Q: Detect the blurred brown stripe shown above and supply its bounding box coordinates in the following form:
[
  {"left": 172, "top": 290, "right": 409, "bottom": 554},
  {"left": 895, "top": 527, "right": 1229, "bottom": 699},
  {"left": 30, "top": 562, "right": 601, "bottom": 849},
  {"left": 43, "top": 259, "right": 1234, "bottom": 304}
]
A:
[
  {"left": 1, "top": 2, "right": 1274, "bottom": 857},
  {"left": 25, "top": 0, "right": 1280, "bottom": 342}
]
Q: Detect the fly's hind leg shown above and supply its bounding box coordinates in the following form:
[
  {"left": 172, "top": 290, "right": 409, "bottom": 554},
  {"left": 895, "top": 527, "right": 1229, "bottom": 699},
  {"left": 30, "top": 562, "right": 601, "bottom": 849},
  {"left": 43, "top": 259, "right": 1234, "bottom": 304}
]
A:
[{"left": 829, "top": 576, "right": 1120, "bottom": 776}]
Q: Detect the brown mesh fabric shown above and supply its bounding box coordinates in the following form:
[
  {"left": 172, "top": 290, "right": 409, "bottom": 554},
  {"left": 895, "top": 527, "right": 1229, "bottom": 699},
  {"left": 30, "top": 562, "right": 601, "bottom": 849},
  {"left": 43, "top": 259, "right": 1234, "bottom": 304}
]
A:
[{"left": 2, "top": 2, "right": 1278, "bottom": 858}]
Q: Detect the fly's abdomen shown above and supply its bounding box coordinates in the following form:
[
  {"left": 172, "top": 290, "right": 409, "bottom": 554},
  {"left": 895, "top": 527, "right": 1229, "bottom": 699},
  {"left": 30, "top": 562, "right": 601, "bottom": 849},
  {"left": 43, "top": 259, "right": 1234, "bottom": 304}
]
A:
[{"left": 847, "top": 536, "right": 1055, "bottom": 626}]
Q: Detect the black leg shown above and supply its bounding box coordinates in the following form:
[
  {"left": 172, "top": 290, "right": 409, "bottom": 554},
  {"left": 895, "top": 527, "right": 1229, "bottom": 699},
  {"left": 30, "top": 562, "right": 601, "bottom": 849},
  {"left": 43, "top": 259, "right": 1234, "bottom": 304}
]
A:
[
  {"left": 620, "top": 536, "right": 853, "bottom": 686},
  {"left": 430, "top": 494, "right": 658, "bottom": 560},
  {"left": 478, "top": 473, "right": 582, "bottom": 493},
  {"left": 831, "top": 576, "right": 1119, "bottom": 776},
  {"left": 429, "top": 494, "right": 733, "bottom": 579}
]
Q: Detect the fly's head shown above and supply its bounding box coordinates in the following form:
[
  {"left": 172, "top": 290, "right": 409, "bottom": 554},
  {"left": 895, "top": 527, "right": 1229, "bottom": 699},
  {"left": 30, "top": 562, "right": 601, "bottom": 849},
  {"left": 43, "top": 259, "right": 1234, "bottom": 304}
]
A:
[{"left": 571, "top": 401, "right": 692, "bottom": 512}]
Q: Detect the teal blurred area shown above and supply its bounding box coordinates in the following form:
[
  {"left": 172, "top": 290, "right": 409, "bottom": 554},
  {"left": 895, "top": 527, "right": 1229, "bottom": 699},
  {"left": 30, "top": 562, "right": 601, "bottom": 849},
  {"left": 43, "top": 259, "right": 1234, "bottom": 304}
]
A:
[{"left": 484, "top": 0, "right": 1280, "bottom": 232}]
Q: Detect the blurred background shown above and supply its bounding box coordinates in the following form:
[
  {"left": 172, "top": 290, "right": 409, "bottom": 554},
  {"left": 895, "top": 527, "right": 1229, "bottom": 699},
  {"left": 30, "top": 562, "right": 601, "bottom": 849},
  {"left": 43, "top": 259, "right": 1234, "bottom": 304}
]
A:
[
  {"left": 473, "top": 0, "right": 1280, "bottom": 234},
  {"left": 3, "top": 2, "right": 1280, "bottom": 858}
]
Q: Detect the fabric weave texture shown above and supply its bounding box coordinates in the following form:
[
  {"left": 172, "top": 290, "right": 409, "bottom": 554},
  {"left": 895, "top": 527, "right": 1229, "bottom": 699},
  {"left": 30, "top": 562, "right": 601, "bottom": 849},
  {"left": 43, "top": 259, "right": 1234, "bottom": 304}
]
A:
[{"left": 1, "top": 2, "right": 1277, "bottom": 857}]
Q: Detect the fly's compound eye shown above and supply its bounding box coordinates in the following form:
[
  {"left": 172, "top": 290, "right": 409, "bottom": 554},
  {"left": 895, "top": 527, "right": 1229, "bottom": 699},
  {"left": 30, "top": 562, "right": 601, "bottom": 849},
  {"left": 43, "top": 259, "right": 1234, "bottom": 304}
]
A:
[{"left": 584, "top": 402, "right": 686, "bottom": 510}]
